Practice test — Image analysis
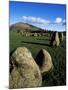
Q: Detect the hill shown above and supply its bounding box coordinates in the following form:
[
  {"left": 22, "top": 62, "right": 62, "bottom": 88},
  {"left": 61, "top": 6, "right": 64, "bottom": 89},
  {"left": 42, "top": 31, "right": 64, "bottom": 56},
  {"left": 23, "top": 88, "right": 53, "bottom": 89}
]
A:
[
  {"left": 10, "top": 22, "right": 66, "bottom": 35},
  {"left": 10, "top": 22, "right": 42, "bottom": 32}
]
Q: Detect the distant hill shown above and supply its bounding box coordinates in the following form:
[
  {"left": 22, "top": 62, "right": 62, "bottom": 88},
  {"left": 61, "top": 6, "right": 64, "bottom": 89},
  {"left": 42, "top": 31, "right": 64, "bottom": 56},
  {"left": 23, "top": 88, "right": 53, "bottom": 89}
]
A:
[
  {"left": 10, "top": 22, "right": 42, "bottom": 32},
  {"left": 10, "top": 22, "right": 66, "bottom": 35}
]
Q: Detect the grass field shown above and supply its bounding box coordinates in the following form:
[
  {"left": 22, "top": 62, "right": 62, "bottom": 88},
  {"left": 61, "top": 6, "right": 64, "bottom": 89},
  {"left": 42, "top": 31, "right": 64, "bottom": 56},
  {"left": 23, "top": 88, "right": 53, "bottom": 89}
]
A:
[{"left": 10, "top": 29, "right": 66, "bottom": 86}]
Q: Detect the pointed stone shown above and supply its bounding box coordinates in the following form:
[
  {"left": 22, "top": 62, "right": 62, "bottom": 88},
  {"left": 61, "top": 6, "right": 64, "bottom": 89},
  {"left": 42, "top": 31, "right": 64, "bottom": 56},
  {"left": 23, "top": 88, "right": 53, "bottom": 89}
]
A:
[
  {"left": 59, "top": 32, "right": 64, "bottom": 42},
  {"left": 50, "top": 32, "right": 60, "bottom": 46},
  {"left": 35, "top": 49, "right": 53, "bottom": 74}
]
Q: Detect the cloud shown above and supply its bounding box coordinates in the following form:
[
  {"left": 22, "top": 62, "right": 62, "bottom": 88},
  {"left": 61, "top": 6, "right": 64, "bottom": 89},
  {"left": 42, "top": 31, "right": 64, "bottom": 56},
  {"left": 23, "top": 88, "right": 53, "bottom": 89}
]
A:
[
  {"left": 22, "top": 16, "right": 66, "bottom": 26},
  {"left": 22, "top": 16, "right": 50, "bottom": 24},
  {"left": 55, "top": 17, "right": 62, "bottom": 24},
  {"left": 63, "top": 19, "right": 66, "bottom": 23},
  {"left": 54, "top": 17, "right": 66, "bottom": 26},
  {"left": 62, "top": 19, "right": 66, "bottom": 25}
]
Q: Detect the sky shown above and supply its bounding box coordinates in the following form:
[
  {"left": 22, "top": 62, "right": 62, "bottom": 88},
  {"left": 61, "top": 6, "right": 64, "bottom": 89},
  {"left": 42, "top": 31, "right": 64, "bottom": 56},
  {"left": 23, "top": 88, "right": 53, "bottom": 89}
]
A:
[{"left": 9, "top": 1, "right": 66, "bottom": 31}]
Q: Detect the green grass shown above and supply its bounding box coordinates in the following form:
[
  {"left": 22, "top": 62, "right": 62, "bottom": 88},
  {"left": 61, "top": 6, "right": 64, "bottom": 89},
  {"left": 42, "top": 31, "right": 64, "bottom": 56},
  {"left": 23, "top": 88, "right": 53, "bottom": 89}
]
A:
[{"left": 10, "top": 29, "right": 66, "bottom": 86}]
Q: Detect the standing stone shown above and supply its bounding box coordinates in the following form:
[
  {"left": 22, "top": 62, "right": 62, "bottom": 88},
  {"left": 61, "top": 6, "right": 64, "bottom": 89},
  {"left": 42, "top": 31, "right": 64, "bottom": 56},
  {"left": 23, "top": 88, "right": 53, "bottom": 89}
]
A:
[
  {"left": 9, "top": 47, "right": 42, "bottom": 89},
  {"left": 35, "top": 49, "right": 53, "bottom": 74},
  {"left": 54, "top": 32, "right": 60, "bottom": 46},
  {"left": 59, "top": 32, "right": 64, "bottom": 42},
  {"left": 25, "top": 33, "right": 28, "bottom": 36},
  {"left": 50, "top": 32, "right": 60, "bottom": 46},
  {"left": 21, "top": 31, "right": 24, "bottom": 36},
  {"left": 34, "top": 33, "right": 37, "bottom": 37}
]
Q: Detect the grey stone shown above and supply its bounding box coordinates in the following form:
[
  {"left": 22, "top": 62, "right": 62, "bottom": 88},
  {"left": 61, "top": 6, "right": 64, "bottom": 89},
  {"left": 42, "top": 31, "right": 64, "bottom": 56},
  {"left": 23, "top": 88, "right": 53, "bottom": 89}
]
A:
[
  {"left": 9, "top": 47, "right": 42, "bottom": 89},
  {"left": 35, "top": 49, "right": 53, "bottom": 74}
]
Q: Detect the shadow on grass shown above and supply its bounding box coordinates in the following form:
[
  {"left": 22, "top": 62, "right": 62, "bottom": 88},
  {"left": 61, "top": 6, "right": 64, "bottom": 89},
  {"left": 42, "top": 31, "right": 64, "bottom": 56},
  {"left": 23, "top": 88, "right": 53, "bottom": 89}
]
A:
[
  {"left": 10, "top": 48, "right": 16, "bottom": 56},
  {"left": 22, "top": 41, "right": 51, "bottom": 47},
  {"left": 37, "top": 38, "right": 50, "bottom": 41}
]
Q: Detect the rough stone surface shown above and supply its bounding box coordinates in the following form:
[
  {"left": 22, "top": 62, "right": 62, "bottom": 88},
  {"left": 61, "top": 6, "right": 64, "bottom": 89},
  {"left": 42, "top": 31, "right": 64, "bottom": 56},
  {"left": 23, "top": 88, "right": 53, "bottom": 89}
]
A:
[
  {"left": 59, "top": 32, "right": 64, "bottom": 42},
  {"left": 35, "top": 49, "right": 53, "bottom": 74},
  {"left": 55, "top": 32, "right": 60, "bottom": 46},
  {"left": 9, "top": 47, "right": 42, "bottom": 89},
  {"left": 50, "top": 32, "right": 60, "bottom": 46}
]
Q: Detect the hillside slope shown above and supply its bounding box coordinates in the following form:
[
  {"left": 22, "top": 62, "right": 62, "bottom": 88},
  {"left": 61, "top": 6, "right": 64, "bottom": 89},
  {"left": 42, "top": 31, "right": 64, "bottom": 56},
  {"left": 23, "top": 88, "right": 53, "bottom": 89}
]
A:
[{"left": 10, "top": 22, "right": 41, "bottom": 32}]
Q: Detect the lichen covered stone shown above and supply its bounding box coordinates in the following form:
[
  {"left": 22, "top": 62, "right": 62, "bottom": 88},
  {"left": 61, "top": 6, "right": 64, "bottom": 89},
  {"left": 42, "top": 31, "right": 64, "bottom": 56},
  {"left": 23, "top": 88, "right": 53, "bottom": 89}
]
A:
[{"left": 9, "top": 47, "right": 42, "bottom": 89}]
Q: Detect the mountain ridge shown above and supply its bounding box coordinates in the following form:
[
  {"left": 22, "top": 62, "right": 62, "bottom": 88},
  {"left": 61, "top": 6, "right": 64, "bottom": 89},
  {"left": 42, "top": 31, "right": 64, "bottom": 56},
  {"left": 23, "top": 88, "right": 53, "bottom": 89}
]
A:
[
  {"left": 10, "top": 22, "right": 42, "bottom": 31},
  {"left": 10, "top": 22, "right": 66, "bottom": 33}
]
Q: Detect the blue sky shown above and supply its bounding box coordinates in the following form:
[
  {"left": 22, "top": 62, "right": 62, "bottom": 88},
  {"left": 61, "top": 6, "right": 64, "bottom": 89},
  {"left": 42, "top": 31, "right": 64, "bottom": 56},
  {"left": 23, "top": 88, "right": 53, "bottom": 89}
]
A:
[{"left": 9, "top": 1, "right": 66, "bottom": 31}]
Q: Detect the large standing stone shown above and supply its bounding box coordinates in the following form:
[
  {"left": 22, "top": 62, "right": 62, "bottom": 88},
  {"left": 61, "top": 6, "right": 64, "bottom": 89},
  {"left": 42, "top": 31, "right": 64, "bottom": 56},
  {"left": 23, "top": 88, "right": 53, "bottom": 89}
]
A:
[
  {"left": 35, "top": 49, "right": 53, "bottom": 74},
  {"left": 50, "top": 32, "right": 60, "bottom": 46},
  {"left": 59, "top": 32, "right": 64, "bottom": 42},
  {"left": 9, "top": 47, "right": 42, "bottom": 89}
]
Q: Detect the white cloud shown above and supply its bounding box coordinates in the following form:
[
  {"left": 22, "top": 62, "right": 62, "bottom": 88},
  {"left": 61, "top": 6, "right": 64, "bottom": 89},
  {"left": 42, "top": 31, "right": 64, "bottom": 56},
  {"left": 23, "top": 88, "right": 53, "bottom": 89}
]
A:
[
  {"left": 22, "top": 16, "right": 50, "bottom": 24},
  {"left": 55, "top": 17, "right": 62, "bottom": 24},
  {"left": 62, "top": 19, "right": 66, "bottom": 25},
  {"left": 63, "top": 19, "right": 66, "bottom": 23},
  {"left": 22, "top": 16, "right": 66, "bottom": 26}
]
